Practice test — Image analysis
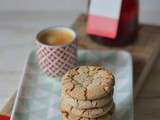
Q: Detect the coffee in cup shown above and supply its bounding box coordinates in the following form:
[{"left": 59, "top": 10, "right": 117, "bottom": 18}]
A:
[
  {"left": 36, "top": 27, "right": 77, "bottom": 77},
  {"left": 39, "top": 29, "right": 74, "bottom": 46}
]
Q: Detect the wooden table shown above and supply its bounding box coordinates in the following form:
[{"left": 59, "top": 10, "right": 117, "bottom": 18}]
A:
[{"left": 135, "top": 52, "right": 160, "bottom": 120}]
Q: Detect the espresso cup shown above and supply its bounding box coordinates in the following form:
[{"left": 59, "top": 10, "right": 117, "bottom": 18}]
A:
[{"left": 36, "top": 27, "right": 77, "bottom": 77}]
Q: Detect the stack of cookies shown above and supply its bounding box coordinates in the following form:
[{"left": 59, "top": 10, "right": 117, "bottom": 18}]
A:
[{"left": 60, "top": 66, "right": 115, "bottom": 120}]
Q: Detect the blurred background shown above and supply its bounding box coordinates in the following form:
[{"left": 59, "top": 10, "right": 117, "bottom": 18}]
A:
[
  {"left": 0, "top": 0, "right": 160, "bottom": 119},
  {"left": 0, "top": 0, "right": 160, "bottom": 25}
]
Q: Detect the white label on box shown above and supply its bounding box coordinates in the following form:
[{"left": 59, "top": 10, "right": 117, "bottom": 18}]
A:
[
  {"left": 87, "top": 0, "right": 122, "bottom": 39},
  {"left": 89, "top": 0, "right": 122, "bottom": 19}
]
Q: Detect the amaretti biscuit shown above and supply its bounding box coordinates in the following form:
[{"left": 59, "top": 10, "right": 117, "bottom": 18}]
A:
[{"left": 61, "top": 66, "right": 115, "bottom": 100}]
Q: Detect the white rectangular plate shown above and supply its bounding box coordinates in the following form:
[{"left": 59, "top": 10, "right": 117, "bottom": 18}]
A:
[{"left": 11, "top": 50, "right": 133, "bottom": 120}]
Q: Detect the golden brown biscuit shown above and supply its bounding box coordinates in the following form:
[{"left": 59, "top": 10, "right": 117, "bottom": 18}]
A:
[
  {"left": 61, "top": 66, "right": 115, "bottom": 100},
  {"left": 61, "top": 93, "right": 113, "bottom": 109},
  {"left": 60, "top": 101, "right": 114, "bottom": 118},
  {"left": 61, "top": 105, "right": 115, "bottom": 120}
]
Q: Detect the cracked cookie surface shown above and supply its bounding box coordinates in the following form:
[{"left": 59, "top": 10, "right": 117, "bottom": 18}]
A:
[
  {"left": 60, "top": 101, "right": 114, "bottom": 118},
  {"left": 61, "top": 93, "right": 113, "bottom": 109},
  {"left": 61, "top": 66, "right": 115, "bottom": 100}
]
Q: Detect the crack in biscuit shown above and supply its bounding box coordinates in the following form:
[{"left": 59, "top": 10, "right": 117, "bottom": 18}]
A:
[
  {"left": 62, "top": 111, "right": 69, "bottom": 118},
  {"left": 70, "top": 106, "right": 73, "bottom": 111},
  {"left": 84, "top": 87, "right": 87, "bottom": 100},
  {"left": 61, "top": 66, "right": 115, "bottom": 100},
  {"left": 70, "top": 84, "right": 75, "bottom": 92},
  {"left": 61, "top": 101, "right": 114, "bottom": 118},
  {"left": 86, "top": 66, "right": 90, "bottom": 74},
  {"left": 62, "top": 103, "right": 114, "bottom": 120},
  {"left": 62, "top": 95, "right": 113, "bottom": 109}
]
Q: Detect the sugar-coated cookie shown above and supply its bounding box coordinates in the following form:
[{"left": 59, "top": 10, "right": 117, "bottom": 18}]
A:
[
  {"left": 61, "top": 101, "right": 114, "bottom": 118},
  {"left": 61, "top": 93, "right": 113, "bottom": 109},
  {"left": 61, "top": 66, "right": 115, "bottom": 100}
]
